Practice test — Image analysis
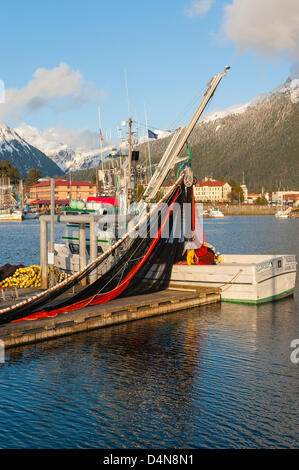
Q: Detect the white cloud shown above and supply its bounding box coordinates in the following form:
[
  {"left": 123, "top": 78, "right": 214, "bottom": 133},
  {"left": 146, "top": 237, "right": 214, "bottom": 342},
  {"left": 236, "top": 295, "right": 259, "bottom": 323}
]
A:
[
  {"left": 0, "top": 62, "right": 106, "bottom": 123},
  {"left": 16, "top": 123, "right": 100, "bottom": 154},
  {"left": 223, "top": 0, "right": 299, "bottom": 60},
  {"left": 184, "top": 0, "right": 214, "bottom": 18}
]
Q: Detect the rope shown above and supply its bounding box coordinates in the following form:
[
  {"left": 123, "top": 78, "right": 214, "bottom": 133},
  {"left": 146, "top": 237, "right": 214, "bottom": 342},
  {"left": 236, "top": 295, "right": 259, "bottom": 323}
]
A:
[{"left": 219, "top": 269, "right": 244, "bottom": 291}]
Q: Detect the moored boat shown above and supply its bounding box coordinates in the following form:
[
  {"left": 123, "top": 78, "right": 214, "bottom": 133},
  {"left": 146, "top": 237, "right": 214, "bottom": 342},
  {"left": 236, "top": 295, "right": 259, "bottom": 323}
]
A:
[
  {"left": 208, "top": 207, "right": 224, "bottom": 217},
  {"left": 275, "top": 208, "right": 291, "bottom": 219},
  {"left": 0, "top": 208, "right": 23, "bottom": 222},
  {"left": 23, "top": 209, "right": 39, "bottom": 220},
  {"left": 169, "top": 254, "right": 297, "bottom": 304}
]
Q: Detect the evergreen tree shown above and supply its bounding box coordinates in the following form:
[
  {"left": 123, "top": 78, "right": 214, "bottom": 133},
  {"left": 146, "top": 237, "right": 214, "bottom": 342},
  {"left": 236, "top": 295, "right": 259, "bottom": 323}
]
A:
[
  {"left": 228, "top": 179, "right": 244, "bottom": 203},
  {"left": 25, "top": 168, "right": 42, "bottom": 186},
  {"left": 0, "top": 159, "right": 20, "bottom": 184}
]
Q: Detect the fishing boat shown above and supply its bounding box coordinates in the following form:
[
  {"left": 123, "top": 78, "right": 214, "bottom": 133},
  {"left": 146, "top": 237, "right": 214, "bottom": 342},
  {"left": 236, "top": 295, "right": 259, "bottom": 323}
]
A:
[
  {"left": 0, "top": 66, "right": 297, "bottom": 329},
  {"left": 53, "top": 66, "right": 296, "bottom": 305}
]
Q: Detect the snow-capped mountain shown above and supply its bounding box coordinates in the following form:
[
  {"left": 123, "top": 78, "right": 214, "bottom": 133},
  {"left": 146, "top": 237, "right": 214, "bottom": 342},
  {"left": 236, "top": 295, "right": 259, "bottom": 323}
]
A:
[
  {"left": 135, "top": 76, "right": 299, "bottom": 192},
  {"left": 15, "top": 123, "right": 104, "bottom": 172},
  {"left": 0, "top": 123, "right": 62, "bottom": 177},
  {"left": 15, "top": 123, "right": 171, "bottom": 172},
  {"left": 202, "top": 77, "right": 299, "bottom": 123},
  {"left": 6, "top": 76, "right": 299, "bottom": 177}
]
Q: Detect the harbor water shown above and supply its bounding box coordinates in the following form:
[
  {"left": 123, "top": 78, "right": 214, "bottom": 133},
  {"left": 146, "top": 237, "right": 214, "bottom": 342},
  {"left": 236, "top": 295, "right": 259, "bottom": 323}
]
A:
[{"left": 0, "top": 217, "right": 298, "bottom": 448}]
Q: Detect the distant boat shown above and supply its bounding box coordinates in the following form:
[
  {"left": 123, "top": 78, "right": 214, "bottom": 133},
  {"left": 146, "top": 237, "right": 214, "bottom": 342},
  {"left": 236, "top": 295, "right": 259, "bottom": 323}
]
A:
[
  {"left": 22, "top": 204, "right": 40, "bottom": 220},
  {"left": 208, "top": 207, "right": 225, "bottom": 218},
  {"left": 275, "top": 207, "right": 291, "bottom": 219},
  {"left": 23, "top": 210, "right": 39, "bottom": 220},
  {"left": 0, "top": 208, "right": 23, "bottom": 222}
]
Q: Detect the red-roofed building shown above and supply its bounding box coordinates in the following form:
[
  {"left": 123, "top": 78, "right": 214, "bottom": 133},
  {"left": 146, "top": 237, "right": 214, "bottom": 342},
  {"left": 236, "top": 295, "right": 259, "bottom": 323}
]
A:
[
  {"left": 247, "top": 193, "right": 261, "bottom": 204},
  {"left": 193, "top": 178, "right": 231, "bottom": 202},
  {"left": 28, "top": 179, "right": 96, "bottom": 207}
]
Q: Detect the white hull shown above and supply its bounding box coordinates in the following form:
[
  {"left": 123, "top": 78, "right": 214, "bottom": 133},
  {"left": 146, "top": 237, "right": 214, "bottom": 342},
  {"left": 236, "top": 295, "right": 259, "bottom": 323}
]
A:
[
  {"left": 208, "top": 208, "right": 225, "bottom": 218},
  {"left": 169, "top": 254, "right": 297, "bottom": 304},
  {"left": 0, "top": 211, "right": 23, "bottom": 222},
  {"left": 209, "top": 213, "right": 224, "bottom": 218},
  {"left": 275, "top": 208, "right": 291, "bottom": 219}
]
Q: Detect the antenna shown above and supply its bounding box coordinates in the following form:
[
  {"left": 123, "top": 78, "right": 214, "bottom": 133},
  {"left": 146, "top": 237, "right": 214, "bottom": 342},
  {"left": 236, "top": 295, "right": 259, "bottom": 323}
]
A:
[
  {"left": 98, "top": 105, "right": 105, "bottom": 191},
  {"left": 124, "top": 68, "right": 130, "bottom": 118},
  {"left": 144, "top": 102, "right": 153, "bottom": 180}
]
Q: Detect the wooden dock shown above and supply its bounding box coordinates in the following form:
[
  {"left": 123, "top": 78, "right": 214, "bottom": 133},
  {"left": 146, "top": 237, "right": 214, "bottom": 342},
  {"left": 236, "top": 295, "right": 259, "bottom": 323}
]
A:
[{"left": 0, "top": 286, "right": 220, "bottom": 349}]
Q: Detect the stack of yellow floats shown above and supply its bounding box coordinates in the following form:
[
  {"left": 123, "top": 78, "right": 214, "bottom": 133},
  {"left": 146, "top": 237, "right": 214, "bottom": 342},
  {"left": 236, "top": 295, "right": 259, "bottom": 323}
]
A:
[
  {"left": 0, "top": 265, "right": 70, "bottom": 289},
  {"left": 0, "top": 265, "right": 41, "bottom": 288}
]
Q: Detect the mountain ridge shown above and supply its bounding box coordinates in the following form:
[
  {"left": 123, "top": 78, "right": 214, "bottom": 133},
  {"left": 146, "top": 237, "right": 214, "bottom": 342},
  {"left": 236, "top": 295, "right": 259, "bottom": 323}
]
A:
[
  {"left": 0, "top": 123, "right": 62, "bottom": 178},
  {"left": 135, "top": 78, "right": 299, "bottom": 192},
  {"left": 2, "top": 77, "right": 299, "bottom": 190}
]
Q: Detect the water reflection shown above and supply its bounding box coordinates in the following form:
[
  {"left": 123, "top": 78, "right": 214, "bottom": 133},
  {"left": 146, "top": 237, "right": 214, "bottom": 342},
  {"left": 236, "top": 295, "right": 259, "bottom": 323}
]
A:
[{"left": 0, "top": 216, "right": 298, "bottom": 448}]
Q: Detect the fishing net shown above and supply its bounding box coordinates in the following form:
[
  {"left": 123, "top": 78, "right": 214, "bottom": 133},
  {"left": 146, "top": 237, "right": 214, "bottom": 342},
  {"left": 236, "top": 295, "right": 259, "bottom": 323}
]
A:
[{"left": 0, "top": 177, "right": 190, "bottom": 325}]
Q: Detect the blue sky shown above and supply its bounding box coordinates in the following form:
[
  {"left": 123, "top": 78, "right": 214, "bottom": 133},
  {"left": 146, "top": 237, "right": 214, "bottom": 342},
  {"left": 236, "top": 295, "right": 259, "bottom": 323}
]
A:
[{"left": 0, "top": 0, "right": 297, "bottom": 143}]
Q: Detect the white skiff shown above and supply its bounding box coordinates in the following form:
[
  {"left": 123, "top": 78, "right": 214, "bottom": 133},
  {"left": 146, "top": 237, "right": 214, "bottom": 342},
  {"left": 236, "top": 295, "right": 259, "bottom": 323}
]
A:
[{"left": 169, "top": 254, "right": 297, "bottom": 304}]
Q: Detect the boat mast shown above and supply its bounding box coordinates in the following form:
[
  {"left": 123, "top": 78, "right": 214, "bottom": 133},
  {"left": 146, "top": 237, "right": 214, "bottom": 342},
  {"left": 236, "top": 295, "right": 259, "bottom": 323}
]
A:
[
  {"left": 143, "top": 66, "right": 230, "bottom": 202},
  {"left": 98, "top": 106, "right": 105, "bottom": 194}
]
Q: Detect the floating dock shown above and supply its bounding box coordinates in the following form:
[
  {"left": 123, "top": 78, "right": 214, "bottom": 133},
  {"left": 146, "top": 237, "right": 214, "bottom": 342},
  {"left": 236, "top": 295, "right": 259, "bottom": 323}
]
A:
[{"left": 0, "top": 287, "right": 220, "bottom": 349}]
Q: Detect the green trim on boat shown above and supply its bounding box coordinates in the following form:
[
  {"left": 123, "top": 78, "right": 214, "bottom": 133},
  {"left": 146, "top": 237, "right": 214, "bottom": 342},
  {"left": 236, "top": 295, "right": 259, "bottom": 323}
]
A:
[
  {"left": 62, "top": 236, "right": 110, "bottom": 243},
  {"left": 221, "top": 288, "right": 294, "bottom": 304}
]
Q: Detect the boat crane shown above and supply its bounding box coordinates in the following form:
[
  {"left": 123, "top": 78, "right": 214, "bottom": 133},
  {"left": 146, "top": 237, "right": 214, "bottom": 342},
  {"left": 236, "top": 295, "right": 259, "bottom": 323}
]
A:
[{"left": 142, "top": 66, "right": 230, "bottom": 202}]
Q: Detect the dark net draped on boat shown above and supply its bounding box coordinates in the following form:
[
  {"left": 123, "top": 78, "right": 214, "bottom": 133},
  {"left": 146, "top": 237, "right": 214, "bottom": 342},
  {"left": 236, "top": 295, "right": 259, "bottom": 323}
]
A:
[{"left": 0, "top": 179, "right": 189, "bottom": 325}]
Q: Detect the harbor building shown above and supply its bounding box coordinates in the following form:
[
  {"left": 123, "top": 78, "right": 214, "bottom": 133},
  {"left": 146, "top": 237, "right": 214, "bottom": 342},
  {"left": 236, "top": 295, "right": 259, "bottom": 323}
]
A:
[
  {"left": 193, "top": 178, "right": 231, "bottom": 203},
  {"left": 28, "top": 179, "right": 97, "bottom": 209},
  {"left": 270, "top": 190, "right": 299, "bottom": 207}
]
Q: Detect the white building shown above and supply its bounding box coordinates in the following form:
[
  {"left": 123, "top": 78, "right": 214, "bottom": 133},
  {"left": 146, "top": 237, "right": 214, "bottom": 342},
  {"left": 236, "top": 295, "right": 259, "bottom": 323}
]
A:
[
  {"left": 193, "top": 179, "right": 231, "bottom": 203},
  {"left": 240, "top": 184, "right": 248, "bottom": 203},
  {"left": 271, "top": 190, "right": 299, "bottom": 205}
]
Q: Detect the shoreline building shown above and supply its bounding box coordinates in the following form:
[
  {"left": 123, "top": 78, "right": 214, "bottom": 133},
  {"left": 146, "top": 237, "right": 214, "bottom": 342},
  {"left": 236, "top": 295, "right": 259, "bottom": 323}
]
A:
[
  {"left": 193, "top": 178, "right": 231, "bottom": 203},
  {"left": 28, "top": 179, "right": 97, "bottom": 210},
  {"left": 240, "top": 173, "right": 248, "bottom": 203}
]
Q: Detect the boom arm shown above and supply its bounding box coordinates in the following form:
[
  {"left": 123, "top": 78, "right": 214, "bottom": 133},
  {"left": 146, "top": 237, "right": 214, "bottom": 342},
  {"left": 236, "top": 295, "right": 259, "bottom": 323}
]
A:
[{"left": 143, "top": 66, "right": 230, "bottom": 202}]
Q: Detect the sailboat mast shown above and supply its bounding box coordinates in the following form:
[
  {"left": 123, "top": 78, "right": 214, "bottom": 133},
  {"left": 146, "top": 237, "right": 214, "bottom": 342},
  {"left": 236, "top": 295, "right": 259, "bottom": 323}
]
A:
[{"left": 98, "top": 106, "right": 105, "bottom": 192}]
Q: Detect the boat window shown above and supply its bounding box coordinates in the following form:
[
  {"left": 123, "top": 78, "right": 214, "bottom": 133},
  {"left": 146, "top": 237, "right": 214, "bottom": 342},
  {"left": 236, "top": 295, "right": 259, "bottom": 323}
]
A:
[
  {"left": 69, "top": 243, "right": 80, "bottom": 254},
  {"left": 86, "top": 245, "right": 103, "bottom": 256}
]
